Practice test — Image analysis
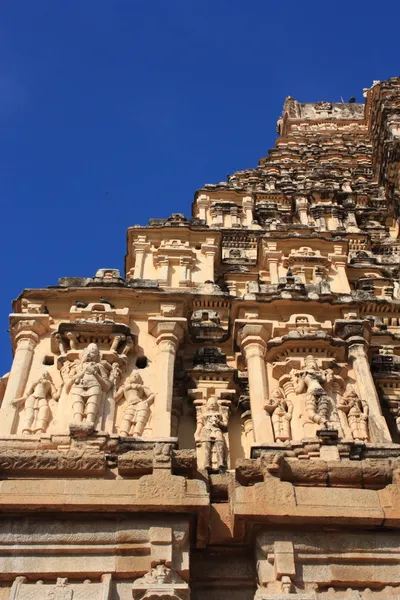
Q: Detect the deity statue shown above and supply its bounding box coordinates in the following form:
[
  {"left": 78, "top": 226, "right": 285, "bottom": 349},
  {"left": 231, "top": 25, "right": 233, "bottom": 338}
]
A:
[
  {"left": 12, "top": 371, "right": 58, "bottom": 434},
  {"left": 195, "top": 397, "right": 228, "bottom": 472},
  {"left": 338, "top": 387, "right": 369, "bottom": 441},
  {"left": 264, "top": 388, "right": 293, "bottom": 441},
  {"left": 65, "top": 343, "right": 112, "bottom": 427},
  {"left": 114, "top": 371, "right": 155, "bottom": 437},
  {"left": 290, "top": 355, "right": 333, "bottom": 427}
]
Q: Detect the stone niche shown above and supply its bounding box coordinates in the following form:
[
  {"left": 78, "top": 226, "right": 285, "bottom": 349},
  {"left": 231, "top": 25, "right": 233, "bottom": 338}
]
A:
[{"left": 255, "top": 528, "right": 400, "bottom": 598}]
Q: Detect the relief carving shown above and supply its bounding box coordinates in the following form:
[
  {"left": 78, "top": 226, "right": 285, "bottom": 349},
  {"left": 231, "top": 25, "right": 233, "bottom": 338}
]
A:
[
  {"left": 132, "top": 564, "right": 189, "bottom": 600},
  {"left": 12, "top": 371, "right": 59, "bottom": 434},
  {"left": 0, "top": 449, "right": 105, "bottom": 475},
  {"left": 264, "top": 388, "right": 293, "bottom": 441},
  {"left": 194, "top": 397, "right": 229, "bottom": 472},
  {"left": 64, "top": 343, "right": 112, "bottom": 433},
  {"left": 114, "top": 371, "right": 155, "bottom": 437},
  {"left": 338, "top": 386, "right": 369, "bottom": 441},
  {"left": 290, "top": 356, "right": 334, "bottom": 428},
  {"left": 46, "top": 578, "right": 73, "bottom": 600}
]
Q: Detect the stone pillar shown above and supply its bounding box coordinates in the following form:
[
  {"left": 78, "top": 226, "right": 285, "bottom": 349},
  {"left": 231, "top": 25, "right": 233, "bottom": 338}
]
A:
[
  {"left": 179, "top": 258, "right": 192, "bottom": 287},
  {"left": 348, "top": 342, "right": 392, "bottom": 443},
  {"left": 201, "top": 240, "right": 218, "bottom": 282},
  {"left": 157, "top": 257, "right": 169, "bottom": 285},
  {"left": 133, "top": 236, "right": 150, "bottom": 279},
  {"left": 0, "top": 316, "right": 49, "bottom": 434},
  {"left": 242, "top": 196, "right": 254, "bottom": 226},
  {"left": 230, "top": 205, "right": 239, "bottom": 227},
  {"left": 237, "top": 323, "right": 274, "bottom": 443},
  {"left": 263, "top": 251, "right": 282, "bottom": 284},
  {"left": 148, "top": 318, "right": 186, "bottom": 437},
  {"left": 296, "top": 197, "right": 309, "bottom": 225},
  {"left": 329, "top": 252, "right": 351, "bottom": 294},
  {"left": 196, "top": 194, "right": 209, "bottom": 222},
  {"left": 334, "top": 319, "right": 392, "bottom": 443}
]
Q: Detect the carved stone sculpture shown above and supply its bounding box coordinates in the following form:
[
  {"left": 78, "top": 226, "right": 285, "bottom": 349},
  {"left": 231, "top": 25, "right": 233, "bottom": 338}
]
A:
[
  {"left": 12, "top": 371, "right": 58, "bottom": 434},
  {"left": 132, "top": 563, "right": 189, "bottom": 600},
  {"left": 114, "top": 371, "right": 155, "bottom": 437},
  {"left": 195, "top": 397, "right": 228, "bottom": 472},
  {"left": 65, "top": 343, "right": 111, "bottom": 430},
  {"left": 290, "top": 355, "right": 333, "bottom": 427},
  {"left": 338, "top": 387, "right": 369, "bottom": 441},
  {"left": 264, "top": 388, "right": 293, "bottom": 441}
]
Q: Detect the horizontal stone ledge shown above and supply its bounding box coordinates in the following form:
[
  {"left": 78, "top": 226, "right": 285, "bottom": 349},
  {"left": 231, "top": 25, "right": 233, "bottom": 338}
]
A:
[{"left": 0, "top": 474, "right": 209, "bottom": 511}]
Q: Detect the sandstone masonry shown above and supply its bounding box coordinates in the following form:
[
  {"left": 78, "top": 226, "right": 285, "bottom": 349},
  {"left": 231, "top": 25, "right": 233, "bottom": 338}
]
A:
[{"left": 1, "top": 77, "right": 400, "bottom": 599}]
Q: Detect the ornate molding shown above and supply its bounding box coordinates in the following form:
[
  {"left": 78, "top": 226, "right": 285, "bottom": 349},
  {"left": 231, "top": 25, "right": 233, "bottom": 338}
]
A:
[{"left": 0, "top": 449, "right": 105, "bottom": 475}]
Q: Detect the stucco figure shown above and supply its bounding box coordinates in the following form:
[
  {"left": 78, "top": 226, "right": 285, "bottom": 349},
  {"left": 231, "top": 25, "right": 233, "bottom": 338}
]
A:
[
  {"left": 290, "top": 356, "right": 333, "bottom": 427},
  {"left": 264, "top": 387, "right": 293, "bottom": 441},
  {"left": 65, "top": 343, "right": 111, "bottom": 426},
  {"left": 338, "top": 387, "right": 369, "bottom": 441},
  {"left": 195, "top": 397, "right": 228, "bottom": 472},
  {"left": 12, "top": 371, "right": 58, "bottom": 434},
  {"left": 114, "top": 371, "right": 155, "bottom": 436}
]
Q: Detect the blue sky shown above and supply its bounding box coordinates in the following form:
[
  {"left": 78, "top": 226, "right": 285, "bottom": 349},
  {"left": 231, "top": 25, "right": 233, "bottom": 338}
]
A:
[{"left": 0, "top": 0, "right": 399, "bottom": 372}]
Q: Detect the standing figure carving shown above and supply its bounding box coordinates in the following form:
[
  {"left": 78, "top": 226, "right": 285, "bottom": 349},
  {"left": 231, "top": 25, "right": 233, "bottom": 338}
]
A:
[
  {"left": 195, "top": 397, "right": 228, "bottom": 472},
  {"left": 290, "top": 355, "right": 333, "bottom": 427},
  {"left": 338, "top": 387, "right": 369, "bottom": 441},
  {"left": 12, "top": 371, "right": 58, "bottom": 434},
  {"left": 264, "top": 388, "right": 293, "bottom": 441},
  {"left": 65, "top": 343, "right": 111, "bottom": 428},
  {"left": 114, "top": 371, "right": 155, "bottom": 437}
]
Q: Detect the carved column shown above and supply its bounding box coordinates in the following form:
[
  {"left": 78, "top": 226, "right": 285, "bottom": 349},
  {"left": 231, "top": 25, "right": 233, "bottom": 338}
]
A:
[
  {"left": 237, "top": 323, "right": 274, "bottom": 443},
  {"left": 201, "top": 239, "right": 218, "bottom": 282},
  {"left": 296, "top": 197, "right": 309, "bottom": 225},
  {"left": 334, "top": 319, "right": 392, "bottom": 443},
  {"left": 329, "top": 251, "right": 351, "bottom": 294},
  {"left": 196, "top": 194, "right": 210, "bottom": 222},
  {"left": 149, "top": 318, "right": 186, "bottom": 437},
  {"left": 157, "top": 257, "right": 169, "bottom": 286},
  {"left": 1, "top": 316, "right": 49, "bottom": 433},
  {"left": 132, "top": 236, "right": 150, "bottom": 279},
  {"left": 242, "top": 196, "right": 254, "bottom": 226},
  {"left": 179, "top": 257, "right": 192, "bottom": 287},
  {"left": 263, "top": 251, "right": 282, "bottom": 284}
]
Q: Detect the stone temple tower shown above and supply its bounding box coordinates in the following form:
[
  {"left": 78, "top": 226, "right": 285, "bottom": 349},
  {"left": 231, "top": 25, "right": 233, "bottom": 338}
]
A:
[{"left": 1, "top": 77, "right": 400, "bottom": 600}]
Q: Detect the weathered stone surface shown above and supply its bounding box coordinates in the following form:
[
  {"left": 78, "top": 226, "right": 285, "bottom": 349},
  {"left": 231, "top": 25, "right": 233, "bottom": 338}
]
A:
[{"left": 3, "top": 77, "right": 400, "bottom": 596}]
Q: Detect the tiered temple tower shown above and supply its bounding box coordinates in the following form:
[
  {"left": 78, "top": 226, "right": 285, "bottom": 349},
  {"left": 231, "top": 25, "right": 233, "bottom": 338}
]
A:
[{"left": 1, "top": 77, "right": 400, "bottom": 599}]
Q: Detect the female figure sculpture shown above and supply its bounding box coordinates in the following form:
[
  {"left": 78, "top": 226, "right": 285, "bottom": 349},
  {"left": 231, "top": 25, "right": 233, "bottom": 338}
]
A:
[
  {"left": 338, "top": 387, "right": 369, "bottom": 441},
  {"left": 195, "top": 397, "right": 228, "bottom": 472},
  {"left": 114, "top": 371, "right": 155, "bottom": 437},
  {"left": 264, "top": 388, "right": 293, "bottom": 441},
  {"left": 13, "top": 371, "right": 58, "bottom": 434}
]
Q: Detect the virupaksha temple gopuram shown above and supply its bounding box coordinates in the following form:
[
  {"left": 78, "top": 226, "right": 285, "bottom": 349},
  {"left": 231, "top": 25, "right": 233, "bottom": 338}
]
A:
[{"left": 2, "top": 77, "right": 400, "bottom": 600}]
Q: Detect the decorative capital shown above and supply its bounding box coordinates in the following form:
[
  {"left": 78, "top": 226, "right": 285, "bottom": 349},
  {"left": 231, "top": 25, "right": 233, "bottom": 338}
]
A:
[
  {"left": 148, "top": 318, "right": 186, "bottom": 346},
  {"left": 9, "top": 314, "right": 50, "bottom": 345},
  {"left": 235, "top": 321, "right": 272, "bottom": 351},
  {"left": 333, "top": 319, "right": 371, "bottom": 344}
]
